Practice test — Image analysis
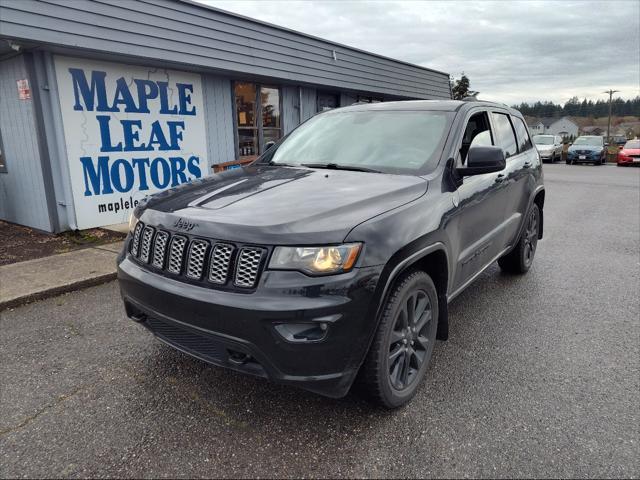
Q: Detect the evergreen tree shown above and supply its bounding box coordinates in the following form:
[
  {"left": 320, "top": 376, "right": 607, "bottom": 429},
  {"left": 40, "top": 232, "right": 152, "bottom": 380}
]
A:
[{"left": 451, "top": 74, "right": 471, "bottom": 100}]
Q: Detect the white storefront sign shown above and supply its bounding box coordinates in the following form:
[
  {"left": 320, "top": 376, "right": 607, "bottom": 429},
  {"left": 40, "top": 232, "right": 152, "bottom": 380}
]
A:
[{"left": 54, "top": 56, "right": 208, "bottom": 229}]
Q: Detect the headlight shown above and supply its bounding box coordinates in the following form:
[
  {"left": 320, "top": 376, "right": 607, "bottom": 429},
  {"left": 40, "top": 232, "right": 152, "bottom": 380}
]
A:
[
  {"left": 269, "top": 243, "right": 362, "bottom": 275},
  {"left": 128, "top": 211, "right": 139, "bottom": 233}
]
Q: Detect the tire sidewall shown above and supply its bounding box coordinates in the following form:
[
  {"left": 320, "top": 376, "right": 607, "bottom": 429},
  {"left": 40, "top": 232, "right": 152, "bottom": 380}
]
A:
[
  {"left": 519, "top": 203, "right": 540, "bottom": 271},
  {"left": 377, "top": 272, "right": 439, "bottom": 408}
]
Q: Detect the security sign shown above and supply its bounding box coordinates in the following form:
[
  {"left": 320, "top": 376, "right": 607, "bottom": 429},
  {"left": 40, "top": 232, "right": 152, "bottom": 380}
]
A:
[{"left": 54, "top": 56, "right": 208, "bottom": 229}]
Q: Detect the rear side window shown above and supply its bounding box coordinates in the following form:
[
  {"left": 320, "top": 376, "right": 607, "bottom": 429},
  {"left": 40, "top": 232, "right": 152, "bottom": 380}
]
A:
[
  {"left": 491, "top": 113, "right": 518, "bottom": 158},
  {"left": 512, "top": 117, "right": 533, "bottom": 152}
]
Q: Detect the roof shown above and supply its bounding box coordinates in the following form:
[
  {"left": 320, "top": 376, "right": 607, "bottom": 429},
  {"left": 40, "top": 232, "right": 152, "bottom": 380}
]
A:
[
  {"left": 0, "top": 0, "right": 451, "bottom": 99},
  {"left": 337, "top": 99, "right": 519, "bottom": 113}
]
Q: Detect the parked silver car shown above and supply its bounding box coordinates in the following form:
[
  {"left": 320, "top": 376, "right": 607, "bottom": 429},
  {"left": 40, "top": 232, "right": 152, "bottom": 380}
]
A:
[{"left": 533, "top": 134, "right": 563, "bottom": 163}]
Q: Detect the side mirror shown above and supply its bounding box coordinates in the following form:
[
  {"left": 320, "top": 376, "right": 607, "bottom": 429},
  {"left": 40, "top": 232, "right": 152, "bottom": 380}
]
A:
[
  {"left": 264, "top": 141, "right": 276, "bottom": 152},
  {"left": 457, "top": 146, "right": 506, "bottom": 177}
]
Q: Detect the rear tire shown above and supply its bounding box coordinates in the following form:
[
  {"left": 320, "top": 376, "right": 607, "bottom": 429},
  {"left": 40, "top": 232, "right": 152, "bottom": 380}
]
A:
[
  {"left": 360, "top": 270, "right": 439, "bottom": 409},
  {"left": 498, "top": 204, "right": 540, "bottom": 274}
]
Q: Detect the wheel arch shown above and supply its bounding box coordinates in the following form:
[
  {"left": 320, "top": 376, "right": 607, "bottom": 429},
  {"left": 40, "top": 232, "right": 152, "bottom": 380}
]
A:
[
  {"left": 374, "top": 243, "right": 451, "bottom": 342},
  {"left": 533, "top": 188, "right": 545, "bottom": 239}
]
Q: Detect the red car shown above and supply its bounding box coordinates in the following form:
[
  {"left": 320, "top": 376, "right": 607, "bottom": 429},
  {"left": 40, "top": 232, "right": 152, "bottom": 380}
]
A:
[{"left": 617, "top": 140, "right": 640, "bottom": 166}]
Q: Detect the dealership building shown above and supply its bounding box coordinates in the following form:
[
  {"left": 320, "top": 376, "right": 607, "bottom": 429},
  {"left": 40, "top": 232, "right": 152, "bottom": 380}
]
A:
[{"left": 0, "top": 0, "right": 451, "bottom": 232}]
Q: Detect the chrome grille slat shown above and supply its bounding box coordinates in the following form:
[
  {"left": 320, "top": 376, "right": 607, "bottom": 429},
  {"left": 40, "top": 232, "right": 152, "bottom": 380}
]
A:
[
  {"left": 131, "top": 222, "right": 144, "bottom": 256},
  {"left": 208, "top": 243, "right": 234, "bottom": 284},
  {"left": 139, "top": 226, "right": 155, "bottom": 263},
  {"left": 234, "top": 247, "right": 265, "bottom": 288},
  {"left": 152, "top": 231, "right": 169, "bottom": 269},
  {"left": 168, "top": 235, "right": 187, "bottom": 274},
  {"left": 186, "top": 239, "right": 209, "bottom": 279}
]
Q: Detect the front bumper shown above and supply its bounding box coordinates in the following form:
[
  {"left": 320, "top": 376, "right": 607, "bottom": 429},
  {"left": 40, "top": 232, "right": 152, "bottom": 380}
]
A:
[
  {"left": 567, "top": 152, "right": 602, "bottom": 163},
  {"left": 117, "top": 254, "right": 383, "bottom": 398}
]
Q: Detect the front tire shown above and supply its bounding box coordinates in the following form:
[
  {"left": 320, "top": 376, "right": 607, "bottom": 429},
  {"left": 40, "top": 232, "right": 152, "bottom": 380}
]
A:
[
  {"left": 498, "top": 204, "right": 540, "bottom": 274},
  {"left": 360, "top": 270, "right": 439, "bottom": 409}
]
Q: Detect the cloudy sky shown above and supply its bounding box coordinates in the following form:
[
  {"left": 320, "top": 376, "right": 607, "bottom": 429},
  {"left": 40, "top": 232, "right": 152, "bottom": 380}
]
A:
[{"left": 199, "top": 0, "right": 639, "bottom": 105}]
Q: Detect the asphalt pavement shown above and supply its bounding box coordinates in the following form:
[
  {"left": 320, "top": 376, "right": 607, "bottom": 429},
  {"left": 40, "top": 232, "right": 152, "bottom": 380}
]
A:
[{"left": 1, "top": 163, "right": 638, "bottom": 478}]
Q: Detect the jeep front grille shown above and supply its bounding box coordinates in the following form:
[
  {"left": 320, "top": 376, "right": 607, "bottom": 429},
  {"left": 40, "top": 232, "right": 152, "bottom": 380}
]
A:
[
  {"left": 209, "top": 243, "right": 234, "bottom": 284},
  {"left": 234, "top": 247, "right": 265, "bottom": 288},
  {"left": 139, "top": 226, "right": 155, "bottom": 263},
  {"left": 186, "top": 239, "right": 209, "bottom": 279},
  {"left": 131, "top": 222, "right": 144, "bottom": 256},
  {"left": 168, "top": 235, "right": 188, "bottom": 274},
  {"left": 129, "top": 222, "right": 266, "bottom": 290},
  {"left": 152, "top": 231, "right": 169, "bottom": 269}
]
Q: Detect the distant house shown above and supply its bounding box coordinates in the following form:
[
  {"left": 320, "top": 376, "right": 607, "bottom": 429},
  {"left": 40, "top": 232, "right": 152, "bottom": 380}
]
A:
[
  {"left": 581, "top": 126, "right": 606, "bottom": 136},
  {"left": 528, "top": 120, "right": 545, "bottom": 135},
  {"left": 526, "top": 117, "right": 579, "bottom": 139}
]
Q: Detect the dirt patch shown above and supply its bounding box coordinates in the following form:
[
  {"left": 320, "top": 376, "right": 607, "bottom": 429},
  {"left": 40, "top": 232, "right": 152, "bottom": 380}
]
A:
[{"left": 0, "top": 220, "right": 126, "bottom": 266}]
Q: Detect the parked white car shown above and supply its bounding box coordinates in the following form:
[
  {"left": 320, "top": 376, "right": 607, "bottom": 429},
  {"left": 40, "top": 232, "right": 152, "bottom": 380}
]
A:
[{"left": 533, "top": 135, "right": 563, "bottom": 163}]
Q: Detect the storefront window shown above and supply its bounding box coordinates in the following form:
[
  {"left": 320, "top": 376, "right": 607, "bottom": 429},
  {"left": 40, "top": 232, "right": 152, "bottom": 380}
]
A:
[{"left": 235, "top": 82, "right": 281, "bottom": 159}]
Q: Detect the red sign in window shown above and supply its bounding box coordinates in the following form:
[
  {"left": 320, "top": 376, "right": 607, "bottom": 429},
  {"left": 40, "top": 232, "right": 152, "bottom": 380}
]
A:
[{"left": 17, "top": 79, "right": 31, "bottom": 100}]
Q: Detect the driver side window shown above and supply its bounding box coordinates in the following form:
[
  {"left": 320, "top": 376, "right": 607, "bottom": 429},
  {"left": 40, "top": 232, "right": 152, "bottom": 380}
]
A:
[{"left": 459, "top": 111, "right": 493, "bottom": 165}]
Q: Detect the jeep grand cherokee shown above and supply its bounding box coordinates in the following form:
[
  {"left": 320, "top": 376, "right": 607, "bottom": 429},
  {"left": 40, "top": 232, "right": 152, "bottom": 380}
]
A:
[{"left": 118, "top": 100, "right": 545, "bottom": 408}]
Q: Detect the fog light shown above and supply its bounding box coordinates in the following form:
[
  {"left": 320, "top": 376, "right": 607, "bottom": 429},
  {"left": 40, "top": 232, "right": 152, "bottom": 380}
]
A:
[{"left": 274, "top": 323, "right": 328, "bottom": 343}]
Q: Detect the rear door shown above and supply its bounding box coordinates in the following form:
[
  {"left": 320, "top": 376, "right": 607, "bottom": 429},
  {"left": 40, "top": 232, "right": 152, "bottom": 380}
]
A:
[{"left": 493, "top": 112, "right": 537, "bottom": 248}]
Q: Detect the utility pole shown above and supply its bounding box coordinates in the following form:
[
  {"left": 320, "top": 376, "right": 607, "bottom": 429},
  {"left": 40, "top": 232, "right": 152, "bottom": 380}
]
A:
[{"left": 604, "top": 89, "right": 620, "bottom": 145}]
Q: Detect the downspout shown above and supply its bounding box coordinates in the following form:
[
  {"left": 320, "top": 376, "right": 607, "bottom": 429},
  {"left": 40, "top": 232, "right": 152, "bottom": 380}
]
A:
[{"left": 43, "top": 51, "right": 78, "bottom": 230}]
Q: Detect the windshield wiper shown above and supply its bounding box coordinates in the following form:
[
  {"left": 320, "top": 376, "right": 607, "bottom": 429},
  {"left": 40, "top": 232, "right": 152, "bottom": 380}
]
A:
[{"left": 301, "top": 162, "right": 382, "bottom": 173}]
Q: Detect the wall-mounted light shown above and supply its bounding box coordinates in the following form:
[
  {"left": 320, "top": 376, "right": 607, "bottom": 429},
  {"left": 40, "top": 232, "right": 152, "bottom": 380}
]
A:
[{"left": 6, "top": 39, "right": 21, "bottom": 52}]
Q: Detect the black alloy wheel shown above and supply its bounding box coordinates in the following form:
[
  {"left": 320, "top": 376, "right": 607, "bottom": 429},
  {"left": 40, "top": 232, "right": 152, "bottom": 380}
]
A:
[
  {"left": 387, "top": 289, "right": 433, "bottom": 390},
  {"left": 498, "top": 203, "right": 540, "bottom": 274},
  {"left": 521, "top": 206, "right": 539, "bottom": 269},
  {"left": 359, "top": 270, "right": 439, "bottom": 408}
]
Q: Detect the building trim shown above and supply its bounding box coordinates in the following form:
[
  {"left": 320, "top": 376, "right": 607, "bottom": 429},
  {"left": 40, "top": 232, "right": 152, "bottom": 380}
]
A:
[{"left": 22, "top": 51, "right": 60, "bottom": 232}]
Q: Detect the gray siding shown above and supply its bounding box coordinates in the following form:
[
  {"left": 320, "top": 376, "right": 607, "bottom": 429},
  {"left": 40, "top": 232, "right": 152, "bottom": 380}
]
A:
[
  {"left": 0, "top": 54, "right": 52, "bottom": 231},
  {"left": 300, "top": 87, "right": 317, "bottom": 123},
  {"left": 281, "top": 85, "right": 299, "bottom": 135},
  {"left": 0, "top": 0, "right": 451, "bottom": 100},
  {"left": 202, "top": 75, "right": 235, "bottom": 166}
]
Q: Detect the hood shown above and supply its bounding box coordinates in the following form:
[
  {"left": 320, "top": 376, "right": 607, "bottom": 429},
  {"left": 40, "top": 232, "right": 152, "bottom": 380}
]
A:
[
  {"left": 569, "top": 144, "right": 603, "bottom": 152},
  {"left": 140, "top": 165, "right": 428, "bottom": 244}
]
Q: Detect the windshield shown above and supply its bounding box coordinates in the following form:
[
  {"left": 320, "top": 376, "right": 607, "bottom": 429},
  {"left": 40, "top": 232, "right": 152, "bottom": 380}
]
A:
[
  {"left": 266, "top": 110, "right": 451, "bottom": 174},
  {"left": 573, "top": 136, "right": 603, "bottom": 146},
  {"left": 623, "top": 140, "right": 640, "bottom": 149},
  {"left": 533, "top": 135, "right": 554, "bottom": 145}
]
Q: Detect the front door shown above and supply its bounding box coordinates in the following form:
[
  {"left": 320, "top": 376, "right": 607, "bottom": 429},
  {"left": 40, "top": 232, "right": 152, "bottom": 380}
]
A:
[{"left": 447, "top": 109, "right": 511, "bottom": 291}]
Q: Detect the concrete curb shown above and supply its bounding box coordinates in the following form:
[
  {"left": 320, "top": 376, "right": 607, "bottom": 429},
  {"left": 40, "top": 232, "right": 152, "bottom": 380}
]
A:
[
  {"left": 0, "top": 241, "right": 124, "bottom": 311},
  {"left": 0, "top": 272, "right": 117, "bottom": 311}
]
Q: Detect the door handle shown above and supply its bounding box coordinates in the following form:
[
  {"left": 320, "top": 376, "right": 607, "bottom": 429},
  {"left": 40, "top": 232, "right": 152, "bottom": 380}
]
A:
[
  {"left": 495, "top": 174, "right": 505, "bottom": 183},
  {"left": 523, "top": 161, "right": 531, "bottom": 169}
]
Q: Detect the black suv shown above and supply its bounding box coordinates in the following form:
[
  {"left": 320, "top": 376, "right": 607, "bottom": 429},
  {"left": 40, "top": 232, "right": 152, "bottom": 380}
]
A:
[{"left": 118, "top": 100, "right": 544, "bottom": 408}]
